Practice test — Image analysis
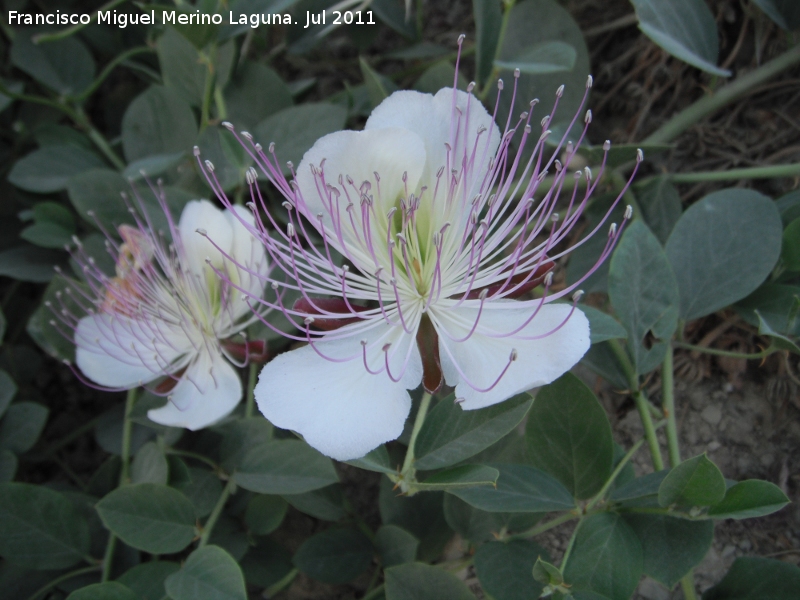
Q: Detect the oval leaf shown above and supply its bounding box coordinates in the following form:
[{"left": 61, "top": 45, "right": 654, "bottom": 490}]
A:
[
  {"left": 474, "top": 540, "right": 549, "bottom": 600},
  {"left": 526, "top": 373, "right": 613, "bottom": 499},
  {"left": 95, "top": 483, "right": 196, "bottom": 554},
  {"left": 494, "top": 40, "right": 577, "bottom": 74},
  {"left": 9, "top": 145, "right": 104, "bottom": 193},
  {"left": 122, "top": 86, "right": 198, "bottom": 163},
  {"left": 118, "top": 561, "right": 181, "bottom": 600},
  {"left": 658, "top": 454, "right": 726, "bottom": 508},
  {"left": 233, "top": 440, "right": 338, "bottom": 495},
  {"left": 385, "top": 562, "right": 475, "bottom": 600},
  {"left": 375, "top": 525, "right": 419, "bottom": 567},
  {"left": 707, "top": 479, "right": 790, "bottom": 520},
  {"left": 165, "top": 545, "right": 247, "bottom": 600},
  {"left": 66, "top": 582, "right": 138, "bottom": 600},
  {"left": 293, "top": 528, "right": 373, "bottom": 584},
  {"left": 665, "top": 189, "right": 783, "bottom": 321},
  {"left": 702, "top": 556, "right": 800, "bottom": 600},
  {"left": 0, "top": 482, "right": 90, "bottom": 569}
]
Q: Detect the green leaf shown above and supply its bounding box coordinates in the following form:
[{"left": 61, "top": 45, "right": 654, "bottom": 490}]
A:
[
  {"left": 636, "top": 177, "right": 682, "bottom": 245},
  {"left": 123, "top": 152, "right": 186, "bottom": 181},
  {"left": 495, "top": 41, "right": 576, "bottom": 74},
  {"left": 10, "top": 34, "right": 95, "bottom": 95},
  {"left": 387, "top": 42, "right": 450, "bottom": 60},
  {"left": 371, "top": 0, "right": 418, "bottom": 39},
  {"left": 665, "top": 189, "right": 783, "bottom": 321},
  {"left": 0, "top": 245, "right": 64, "bottom": 283},
  {"left": 360, "top": 56, "right": 397, "bottom": 107},
  {"left": 443, "top": 494, "right": 541, "bottom": 543},
  {"left": 495, "top": 0, "right": 590, "bottom": 142},
  {"left": 781, "top": 217, "right": 800, "bottom": 271},
  {"left": 473, "top": 0, "right": 503, "bottom": 86},
  {"left": 579, "top": 305, "right": 628, "bottom": 344},
  {"left": 610, "top": 470, "right": 668, "bottom": 506},
  {"left": 0, "top": 482, "right": 90, "bottom": 569},
  {"left": 580, "top": 341, "right": 629, "bottom": 389},
  {"left": 131, "top": 441, "right": 169, "bottom": 485},
  {"left": 414, "top": 393, "right": 532, "bottom": 470},
  {"left": 756, "top": 311, "right": 800, "bottom": 354},
  {"left": 736, "top": 284, "right": 800, "bottom": 336},
  {"left": 375, "top": 525, "right": 418, "bottom": 567},
  {"left": 702, "top": 556, "right": 800, "bottom": 600},
  {"left": 0, "top": 370, "right": 17, "bottom": 419},
  {"left": 414, "top": 464, "right": 499, "bottom": 491},
  {"left": 474, "top": 540, "right": 549, "bottom": 600},
  {"left": 66, "top": 582, "right": 138, "bottom": 600},
  {"left": 165, "top": 545, "right": 247, "bottom": 600},
  {"left": 384, "top": 562, "right": 475, "bottom": 600},
  {"left": 219, "top": 417, "right": 273, "bottom": 472},
  {"left": 21, "top": 222, "right": 73, "bottom": 249},
  {"left": 233, "top": 440, "right": 339, "bottom": 495},
  {"left": 346, "top": 444, "right": 396, "bottom": 474},
  {"left": 624, "top": 514, "right": 713, "bottom": 588},
  {"left": 578, "top": 142, "right": 671, "bottom": 170},
  {"left": 562, "top": 513, "right": 643, "bottom": 600},
  {"left": 253, "top": 103, "right": 347, "bottom": 175},
  {"left": 609, "top": 220, "right": 679, "bottom": 374},
  {"left": 175, "top": 467, "right": 223, "bottom": 519},
  {"left": 526, "top": 373, "right": 613, "bottom": 499},
  {"left": 9, "top": 145, "right": 105, "bottom": 194},
  {"left": 412, "top": 61, "right": 468, "bottom": 95},
  {"left": 122, "top": 86, "right": 199, "bottom": 163},
  {"left": 240, "top": 537, "right": 294, "bottom": 589},
  {"left": 195, "top": 127, "right": 249, "bottom": 192},
  {"left": 448, "top": 463, "right": 575, "bottom": 512},
  {"left": 157, "top": 27, "right": 207, "bottom": 107},
  {"left": 118, "top": 561, "right": 180, "bottom": 600},
  {"left": 244, "top": 494, "right": 288, "bottom": 535},
  {"left": 630, "top": 0, "right": 731, "bottom": 76},
  {"left": 293, "top": 528, "right": 373, "bottom": 584},
  {"left": 0, "top": 450, "right": 17, "bottom": 482},
  {"left": 752, "top": 0, "right": 800, "bottom": 30},
  {"left": 658, "top": 454, "right": 726, "bottom": 507},
  {"left": 283, "top": 484, "right": 346, "bottom": 521},
  {"left": 707, "top": 479, "right": 790, "bottom": 520},
  {"left": 96, "top": 483, "right": 197, "bottom": 554},
  {"left": 532, "top": 557, "right": 563, "bottom": 586},
  {"left": 225, "top": 62, "right": 293, "bottom": 130},
  {"left": 0, "top": 401, "right": 49, "bottom": 454}
]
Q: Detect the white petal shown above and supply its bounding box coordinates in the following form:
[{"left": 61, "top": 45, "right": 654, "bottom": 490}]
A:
[
  {"left": 435, "top": 303, "right": 589, "bottom": 410},
  {"left": 178, "top": 200, "right": 233, "bottom": 278},
  {"left": 255, "top": 324, "right": 422, "bottom": 461},
  {"left": 147, "top": 350, "right": 242, "bottom": 430},
  {"left": 75, "top": 313, "right": 189, "bottom": 388},
  {"left": 296, "top": 128, "right": 426, "bottom": 245},
  {"left": 366, "top": 89, "right": 501, "bottom": 195}
]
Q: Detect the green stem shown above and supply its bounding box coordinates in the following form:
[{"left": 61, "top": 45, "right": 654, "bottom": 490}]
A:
[
  {"left": 681, "top": 571, "right": 699, "bottom": 600},
  {"left": 265, "top": 567, "right": 298, "bottom": 597},
  {"left": 25, "top": 565, "right": 102, "bottom": 600},
  {"left": 199, "top": 478, "right": 235, "bottom": 547},
  {"left": 119, "top": 387, "right": 138, "bottom": 486},
  {"left": 100, "top": 533, "right": 117, "bottom": 582},
  {"left": 399, "top": 392, "right": 433, "bottom": 490},
  {"left": 478, "top": 0, "right": 516, "bottom": 100},
  {"left": 214, "top": 86, "right": 228, "bottom": 120},
  {"left": 586, "top": 438, "right": 645, "bottom": 511},
  {"left": 245, "top": 363, "right": 258, "bottom": 418},
  {"left": 673, "top": 341, "right": 773, "bottom": 359},
  {"left": 506, "top": 511, "right": 579, "bottom": 540},
  {"left": 643, "top": 43, "right": 800, "bottom": 145},
  {"left": 200, "top": 54, "right": 216, "bottom": 130},
  {"left": 166, "top": 448, "right": 222, "bottom": 471},
  {"left": 663, "top": 345, "right": 680, "bottom": 468},
  {"left": 74, "top": 47, "right": 154, "bottom": 102},
  {"left": 608, "top": 340, "right": 665, "bottom": 471},
  {"left": 78, "top": 108, "right": 126, "bottom": 170},
  {"left": 32, "top": 0, "right": 128, "bottom": 43},
  {"left": 559, "top": 516, "right": 583, "bottom": 570}
]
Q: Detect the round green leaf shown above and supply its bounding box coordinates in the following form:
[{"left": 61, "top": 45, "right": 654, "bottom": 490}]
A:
[
  {"left": 0, "top": 245, "right": 65, "bottom": 283},
  {"left": 165, "top": 545, "right": 247, "bottom": 600},
  {"left": 66, "top": 582, "right": 138, "bottom": 600},
  {"left": 658, "top": 454, "right": 726, "bottom": 508},
  {"left": 414, "top": 393, "right": 533, "bottom": 470},
  {"left": 117, "top": 561, "right": 180, "bottom": 600},
  {"left": 707, "top": 479, "right": 790, "bottom": 520},
  {"left": 474, "top": 540, "right": 549, "bottom": 600},
  {"left": 175, "top": 467, "right": 223, "bottom": 519},
  {"left": 631, "top": 0, "right": 730, "bottom": 76},
  {"left": 0, "top": 370, "right": 18, "bottom": 419},
  {"left": 609, "top": 220, "right": 679, "bottom": 375},
  {"left": 443, "top": 494, "right": 541, "bottom": 543},
  {"left": 735, "top": 284, "right": 800, "bottom": 337},
  {"left": 95, "top": 483, "right": 197, "bottom": 554},
  {"left": 526, "top": 373, "right": 613, "bottom": 499},
  {"left": 562, "top": 513, "right": 643, "bottom": 600},
  {"left": 448, "top": 463, "right": 575, "bottom": 513},
  {"left": 244, "top": 494, "right": 288, "bottom": 535},
  {"left": 225, "top": 62, "right": 293, "bottom": 130},
  {"left": 495, "top": 41, "right": 577, "bottom": 74},
  {"left": 283, "top": 484, "right": 346, "bottom": 521},
  {"left": 636, "top": 177, "right": 682, "bottom": 245},
  {"left": 375, "top": 525, "right": 419, "bottom": 567},
  {"left": 579, "top": 305, "right": 628, "bottom": 344},
  {"left": 253, "top": 103, "right": 347, "bottom": 175},
  {"left": 122, "top": 86, "right": 198, "bottom": 163},
  {"left": 9, "top": 145, "right": 104, "bottom": 194},
  {"left": 0, "top": 401, "right": 49, "bottom": 454},
  {"left": 131, "top": 441, "right": 169, "bottom": 485},
  {"left": 233, "top": 440, "right": 338, "bottom": 495},
  {"left": 781, "top": 217, "right": 800, "bottom": 271},
  {"left": 624, "top": 514, "right": 713, "bottom": 588},
  {"left": 240, "top": 537, "right": 294, "bottom": 589},
  {"left": 157, "top": 27, "right": 207, "bottom": 107},
  {"left": 384, "top": 562, "right": 475, "bottom": 600},
  {"left": 703, "top": 556, "right": 800, "bottom": 600},
  {"left": 665, "top": 189, "right": 783, "bottom": 321},
  {"left": 0, "top": 482, "right": 90, "bottom": 569},
  {"left": 293, "top": 528, "right": 373, "bottom": 584},
  {"left": 219, "top": 417, "right": 274, "bottom": 472},
  {"left": 474, "top": 0, "right": 503, "bottom": 85},
  {"left": 0, "top": 450, "right": 17, "bottom": 482},
  {"left": 11, "top": 35, "right": 95, "bottom": 95}
]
